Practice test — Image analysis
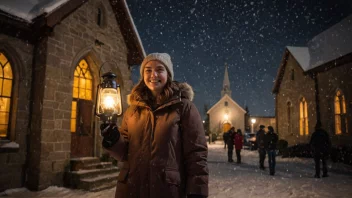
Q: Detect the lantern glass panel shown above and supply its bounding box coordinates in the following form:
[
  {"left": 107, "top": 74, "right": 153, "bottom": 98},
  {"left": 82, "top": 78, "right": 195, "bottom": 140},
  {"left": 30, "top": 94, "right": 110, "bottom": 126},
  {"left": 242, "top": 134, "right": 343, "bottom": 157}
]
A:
[{"left": 98, "top": 87, "right": 122, "bottom": 116}]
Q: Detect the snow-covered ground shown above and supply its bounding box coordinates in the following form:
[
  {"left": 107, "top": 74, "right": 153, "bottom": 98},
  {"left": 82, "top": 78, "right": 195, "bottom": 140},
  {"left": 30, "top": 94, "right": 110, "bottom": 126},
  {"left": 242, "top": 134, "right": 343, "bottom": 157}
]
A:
[{"left": 1, "top": 143, "right": 352, "bottom": 198}]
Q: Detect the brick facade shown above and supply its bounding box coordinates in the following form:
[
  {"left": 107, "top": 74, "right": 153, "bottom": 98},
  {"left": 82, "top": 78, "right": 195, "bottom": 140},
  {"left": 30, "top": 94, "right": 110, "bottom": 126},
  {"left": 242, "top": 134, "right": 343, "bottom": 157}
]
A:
[
  {"left": 275, "top": 53, "right": 316, "bottom": 145},
  {"left": 318, "top": 60, "right": 352, "bottom": 145},
  {"left": 0, "top": 34, "right": 33, "bottom": 191},
  {"left": 0, "top": 0, "right": 142, "bottom": 191}
]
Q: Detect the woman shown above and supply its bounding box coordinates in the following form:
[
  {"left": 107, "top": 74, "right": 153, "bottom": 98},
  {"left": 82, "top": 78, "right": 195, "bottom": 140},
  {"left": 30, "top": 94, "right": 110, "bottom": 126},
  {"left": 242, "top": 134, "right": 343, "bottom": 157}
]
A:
[
  {"left": 101, "top": 53, "right": 209, "bottom": 198},
  {"left": 234, "top": 129, "right": 243, "bottom": 164}
]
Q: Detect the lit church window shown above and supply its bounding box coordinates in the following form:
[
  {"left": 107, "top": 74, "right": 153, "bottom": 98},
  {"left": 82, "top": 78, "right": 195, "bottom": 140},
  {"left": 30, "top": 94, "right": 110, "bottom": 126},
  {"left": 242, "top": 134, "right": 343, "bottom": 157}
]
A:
[
  {"left": 0, "top": 52, "right": 13, "bottom": 139},
  {"left": 335, "top": 90, "right": 348, "bottom": 135},
  {"left": 299, "top": 97, "right": 308, "bottom": 136},
  {"left": 71, "top": 59, "right": 93, "bottom": 133}
]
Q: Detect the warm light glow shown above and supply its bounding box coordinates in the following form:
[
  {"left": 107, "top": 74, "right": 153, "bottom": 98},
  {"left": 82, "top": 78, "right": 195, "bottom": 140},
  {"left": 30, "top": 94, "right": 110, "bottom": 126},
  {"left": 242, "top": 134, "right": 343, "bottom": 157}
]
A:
[
  {"left": 102, "top": 95, "right": 116, "bottom": 109},
  {"left": 224, "top": 113, "right": 229, "bottom": 120},
  {"left": 97, "top": 88, "right": 122, "bottom": 116},
  {"left": 251, "top": 118, "right": 256, "bottom": 124}
]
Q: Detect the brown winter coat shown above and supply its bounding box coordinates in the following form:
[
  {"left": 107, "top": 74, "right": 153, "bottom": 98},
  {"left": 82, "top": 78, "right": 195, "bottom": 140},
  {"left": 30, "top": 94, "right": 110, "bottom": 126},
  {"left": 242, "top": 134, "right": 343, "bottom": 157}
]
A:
[{"left": 105, "top": 82, "right": 209, "bottom": 198}]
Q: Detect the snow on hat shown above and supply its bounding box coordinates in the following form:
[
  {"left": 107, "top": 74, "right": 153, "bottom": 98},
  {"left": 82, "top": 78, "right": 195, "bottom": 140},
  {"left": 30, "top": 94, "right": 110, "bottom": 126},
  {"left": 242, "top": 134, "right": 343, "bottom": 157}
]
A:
[{"left": 140, "top": 53, "right": 174, "bottom": 80}]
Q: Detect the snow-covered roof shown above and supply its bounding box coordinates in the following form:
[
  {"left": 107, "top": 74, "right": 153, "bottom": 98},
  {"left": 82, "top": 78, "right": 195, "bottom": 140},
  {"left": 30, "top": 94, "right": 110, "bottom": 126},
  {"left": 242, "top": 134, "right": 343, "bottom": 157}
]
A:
[
  {"left": 286, "top": 46, "right": 310, "bottom": 71},
  {"left": 308, "top": 14, "right": 352, "bottom": 68},
  {"left": 0, "top": 0, "right": 69, "bottom": 23}
]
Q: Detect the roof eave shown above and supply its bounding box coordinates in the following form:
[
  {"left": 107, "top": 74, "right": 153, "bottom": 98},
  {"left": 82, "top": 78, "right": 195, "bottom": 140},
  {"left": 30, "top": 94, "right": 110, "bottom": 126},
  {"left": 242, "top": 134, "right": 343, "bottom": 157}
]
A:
[
  {"left": 110, "top": 0, "right": 145, "bottom": 66},
  {"left": 272, "top": 49, "right": 289, "bottom": 94}
]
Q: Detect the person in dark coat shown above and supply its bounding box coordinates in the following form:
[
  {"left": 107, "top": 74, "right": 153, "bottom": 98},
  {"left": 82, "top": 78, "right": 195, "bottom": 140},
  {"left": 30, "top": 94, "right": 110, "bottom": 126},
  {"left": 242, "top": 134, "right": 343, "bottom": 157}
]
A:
[
  {"left": 310, "top": 121, "right": 331, "bottom": 178},
  {"left": 227, "top": 127, "right": 235, "bottom": 162},
  {"left": 265, "top": 126, "right": 278, "bottom": 175},
  {"left": 256, "top": 125, "right": 266, "bottom": 170},
  {"left": 100, "top": 53, "right": 208, "bottom": 198},
  {"left": 223, "top": 131, "right": 229, "bottom": 149},
  {"left": 234, "top": 129, "right": 243, "bottom": 164}
]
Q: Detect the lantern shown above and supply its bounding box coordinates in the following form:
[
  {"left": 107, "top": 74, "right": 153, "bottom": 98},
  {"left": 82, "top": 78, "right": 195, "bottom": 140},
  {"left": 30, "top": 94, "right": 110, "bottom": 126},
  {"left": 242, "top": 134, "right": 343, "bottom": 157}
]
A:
[{"left": 95, "top": 72, "right": 122, "bottom": 123}]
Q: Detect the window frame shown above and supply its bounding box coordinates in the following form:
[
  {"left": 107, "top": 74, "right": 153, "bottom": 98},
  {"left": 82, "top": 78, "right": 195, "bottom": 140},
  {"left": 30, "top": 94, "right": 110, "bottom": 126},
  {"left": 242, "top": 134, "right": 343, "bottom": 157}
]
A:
[{"left": 0, "top": 51, "right": 14, "bottom": 141}]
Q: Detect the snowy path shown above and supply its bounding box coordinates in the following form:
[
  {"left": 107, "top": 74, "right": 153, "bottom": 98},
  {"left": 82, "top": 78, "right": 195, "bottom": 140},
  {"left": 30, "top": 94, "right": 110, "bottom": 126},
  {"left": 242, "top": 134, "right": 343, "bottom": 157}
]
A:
[{"left": 1, "top": 143, "right": 352, "bottom": 197}]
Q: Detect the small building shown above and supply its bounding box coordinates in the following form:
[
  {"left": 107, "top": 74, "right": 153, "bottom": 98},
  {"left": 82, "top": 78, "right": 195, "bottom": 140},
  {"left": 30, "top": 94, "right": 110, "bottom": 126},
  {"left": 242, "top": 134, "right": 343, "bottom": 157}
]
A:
[
  {"left": 0, "top": 0, "right": 145, "bottom": 191},
  {"left": 207, "top": 64, "right": 246, "bottom": 137},
  {"left": 273, "top": 15, "right": 352, "bottom": 146}
]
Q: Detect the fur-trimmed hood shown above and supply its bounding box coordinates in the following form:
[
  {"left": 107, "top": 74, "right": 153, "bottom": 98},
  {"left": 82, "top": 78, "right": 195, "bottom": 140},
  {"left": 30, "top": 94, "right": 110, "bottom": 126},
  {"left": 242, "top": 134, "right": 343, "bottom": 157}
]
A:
[
  {"left": 177, "top": 82, "right": 194, "bottom": 101},
  {"left": 127, "top": 82, "right": 194, "bottom": 106}
]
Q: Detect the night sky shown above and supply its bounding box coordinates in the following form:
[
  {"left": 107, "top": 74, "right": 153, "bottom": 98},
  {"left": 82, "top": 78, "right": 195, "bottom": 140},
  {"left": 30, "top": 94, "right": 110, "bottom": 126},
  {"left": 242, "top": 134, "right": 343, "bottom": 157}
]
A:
[{"left": 127, "top": 0, "right": 352, "bottom": 118}]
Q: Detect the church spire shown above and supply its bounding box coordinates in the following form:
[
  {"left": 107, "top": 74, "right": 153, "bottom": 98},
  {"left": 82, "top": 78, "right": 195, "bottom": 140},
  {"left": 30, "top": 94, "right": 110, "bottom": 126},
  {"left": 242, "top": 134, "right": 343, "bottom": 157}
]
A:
[{"left": 221, "top": 63, "right": 232, "bottom": 97}]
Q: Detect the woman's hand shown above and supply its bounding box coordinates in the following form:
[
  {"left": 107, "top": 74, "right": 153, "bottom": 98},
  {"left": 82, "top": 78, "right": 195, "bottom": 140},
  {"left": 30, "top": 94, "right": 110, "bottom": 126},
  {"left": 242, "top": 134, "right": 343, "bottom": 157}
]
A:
[{"left": 100, "top": 123, "right": 120, "bottom": 148}]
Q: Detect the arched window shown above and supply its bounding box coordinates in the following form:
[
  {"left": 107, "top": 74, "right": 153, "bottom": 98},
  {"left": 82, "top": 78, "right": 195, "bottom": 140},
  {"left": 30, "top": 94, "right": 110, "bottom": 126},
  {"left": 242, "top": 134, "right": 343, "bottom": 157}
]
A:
[
  {"left": 299, "top": 97, "right": 309, "bottom": 136},
  {"left": 71, "top": 59, "right": 93, "bottom": 133},
  {"left": 335, "top": 90, "right": 348, "bottom": 134},
  {"left": 0, "top": 52, "right": 13, "bottom": 139},
  {"left": 224, "top": 101, "right": 228, "bottom": 106},
  {"left": 287, "top": 101, "right": 291, "bottom": 135}
]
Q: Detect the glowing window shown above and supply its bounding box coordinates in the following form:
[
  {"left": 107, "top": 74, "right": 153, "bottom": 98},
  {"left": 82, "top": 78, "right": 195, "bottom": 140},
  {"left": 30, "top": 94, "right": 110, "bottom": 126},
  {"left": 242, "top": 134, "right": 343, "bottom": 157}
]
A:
[
  {"left": 0, "top": 52, "right": 13, "bottom": 139},
  {"left": 299, "top": 97, "right": 309, "bottom": 136},
  {"left": 335, "top": 90, "right": 348, "bottom": 135},
  {"left": 71, "top": 59, "right": 92, "bottom": 133}
]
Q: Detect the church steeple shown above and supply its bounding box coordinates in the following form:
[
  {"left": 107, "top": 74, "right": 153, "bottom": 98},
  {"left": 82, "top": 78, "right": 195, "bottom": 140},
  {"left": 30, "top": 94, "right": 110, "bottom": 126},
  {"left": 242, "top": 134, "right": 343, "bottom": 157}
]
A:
[{"left": 221, "top": 63, "right": 232, "bottom": 97}]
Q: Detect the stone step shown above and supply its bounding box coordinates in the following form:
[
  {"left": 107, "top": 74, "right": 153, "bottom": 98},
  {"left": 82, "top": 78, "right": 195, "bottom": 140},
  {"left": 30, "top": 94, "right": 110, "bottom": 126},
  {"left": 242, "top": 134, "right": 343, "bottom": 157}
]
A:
[
  {"left": 65, "top": 166, "right": 119, "bottom": 187},
  {"left": 78, "top": 172, "right": 119, "bottom": 191},
  {"left": 70, "top": 157, "right": 100, "bottom": 171},
  {"left": 83, "top": 162, "right": 113, "bottom": 170}
]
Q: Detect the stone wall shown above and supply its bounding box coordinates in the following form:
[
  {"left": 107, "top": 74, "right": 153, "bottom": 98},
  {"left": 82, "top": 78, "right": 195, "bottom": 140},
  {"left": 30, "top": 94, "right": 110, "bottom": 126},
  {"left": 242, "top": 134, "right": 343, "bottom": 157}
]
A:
[
  {"left": 28, "top": 0, "right": 132, "bottom": 190},
  {"left": 0, "top": 35, "right": 33, "bottom": 191},
  {"left": 275, "top": 54, "right": 316, "bottom": 146},
  {"left": 318, "top": 60, "right": 352, "bottom": 145}
]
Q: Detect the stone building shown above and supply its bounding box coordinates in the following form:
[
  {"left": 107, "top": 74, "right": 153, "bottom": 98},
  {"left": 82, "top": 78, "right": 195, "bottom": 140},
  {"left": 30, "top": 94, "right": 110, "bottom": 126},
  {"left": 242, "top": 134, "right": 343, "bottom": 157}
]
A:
[
  {"left": 207, "top": 64, "right": 246, "bottom": 136},
  {"left": 0, "top": 0, "right": 145, "bottom": 191},
  {"left": 273, "top": 15, "right": 351, "bottom": 146}
]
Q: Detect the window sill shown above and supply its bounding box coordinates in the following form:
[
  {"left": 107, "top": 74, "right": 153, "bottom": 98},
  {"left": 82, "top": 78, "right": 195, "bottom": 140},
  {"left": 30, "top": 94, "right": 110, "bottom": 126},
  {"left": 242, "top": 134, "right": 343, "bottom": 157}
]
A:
[{"left": 0, "top": 140, "right": 20, "bottom": 153}]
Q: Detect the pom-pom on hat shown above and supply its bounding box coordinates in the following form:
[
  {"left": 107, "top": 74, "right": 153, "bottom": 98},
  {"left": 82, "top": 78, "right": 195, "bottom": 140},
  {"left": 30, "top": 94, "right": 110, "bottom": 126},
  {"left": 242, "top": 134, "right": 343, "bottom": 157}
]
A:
[{"left": 140, "top": 53, "right": 174, "bottom": 80}]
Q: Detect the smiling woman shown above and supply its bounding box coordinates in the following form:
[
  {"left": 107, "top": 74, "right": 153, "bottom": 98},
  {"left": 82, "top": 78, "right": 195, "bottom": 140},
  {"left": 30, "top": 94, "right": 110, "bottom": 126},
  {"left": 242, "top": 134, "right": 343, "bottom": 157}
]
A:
[{"left": 100, "top": 53, "right": 209, "bottom": 198}]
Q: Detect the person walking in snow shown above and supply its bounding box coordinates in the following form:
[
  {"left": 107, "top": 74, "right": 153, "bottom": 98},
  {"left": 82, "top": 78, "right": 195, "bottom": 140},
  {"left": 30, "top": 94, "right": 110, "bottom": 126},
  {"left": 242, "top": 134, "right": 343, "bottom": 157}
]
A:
[
  {"left": 100, "top": 53, "right": 209, "bottom": 198},
  {"left": 234, "top": 129, "right": 243, "bottom": 163},
  {"left": 227, "top": 127, "right": 235, "bottom": 162},
  {"left": 256, "top": 125, "right": 266, "bottom": 170},
  {"left": 265, "top": 126, "right": 278, "bottom": 175},
  {"left": 310, "top": 121, "right": 331, "bottom": 178}
]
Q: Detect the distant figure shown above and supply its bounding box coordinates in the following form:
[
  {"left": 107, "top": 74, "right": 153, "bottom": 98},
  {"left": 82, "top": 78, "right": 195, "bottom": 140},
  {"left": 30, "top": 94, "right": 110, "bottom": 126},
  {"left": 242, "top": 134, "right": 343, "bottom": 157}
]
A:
[
  {"left": 227, "top": 127, "right": 235, "bottom": 162},
  {"left": 256, "top": 125, "right": 266, "bottom": 170},
  {"left": 234, "top": 129, "right": 243, "bottom": 164},
  {"left": 265, "top": 126, "right": 278, "bottom": 175},
  {"left": 310, "top": 121, "right": 331, "bottom": 178},
  {"left": 223, "top": 131, "right": 229, "bottom": 149}
]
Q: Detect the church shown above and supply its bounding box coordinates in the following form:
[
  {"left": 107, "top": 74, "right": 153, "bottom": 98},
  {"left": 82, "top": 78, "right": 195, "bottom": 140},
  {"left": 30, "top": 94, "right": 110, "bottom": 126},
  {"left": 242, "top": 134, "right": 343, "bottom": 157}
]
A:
[
  {"left": 207, "top": 64, "right": 246, "bottom": 137},
  {"left": 272, "top": 14, "right": 351, "bottom": 146},
  {"left": 0, "top": 0, "right": 145, "bottom": 192}
]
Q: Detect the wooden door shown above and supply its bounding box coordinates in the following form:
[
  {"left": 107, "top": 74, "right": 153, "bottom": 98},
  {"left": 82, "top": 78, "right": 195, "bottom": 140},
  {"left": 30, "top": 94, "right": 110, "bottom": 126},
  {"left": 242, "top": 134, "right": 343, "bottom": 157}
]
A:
[{"left": 71, "top": 100, "right": 94, "bottom": 158}]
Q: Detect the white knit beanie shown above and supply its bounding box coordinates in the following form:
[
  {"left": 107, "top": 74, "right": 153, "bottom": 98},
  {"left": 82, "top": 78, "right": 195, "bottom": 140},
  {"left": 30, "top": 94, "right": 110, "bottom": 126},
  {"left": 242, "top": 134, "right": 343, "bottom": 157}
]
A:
[{"left": 140, "top": 53, "right": 174, "bottom": 80}]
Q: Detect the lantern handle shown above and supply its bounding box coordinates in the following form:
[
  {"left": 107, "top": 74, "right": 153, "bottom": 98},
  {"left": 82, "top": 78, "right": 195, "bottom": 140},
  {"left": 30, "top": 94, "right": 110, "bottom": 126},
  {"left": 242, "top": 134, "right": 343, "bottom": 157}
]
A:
[{"left": 98, "top": 60, "right": 117, "bottom": 82}]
